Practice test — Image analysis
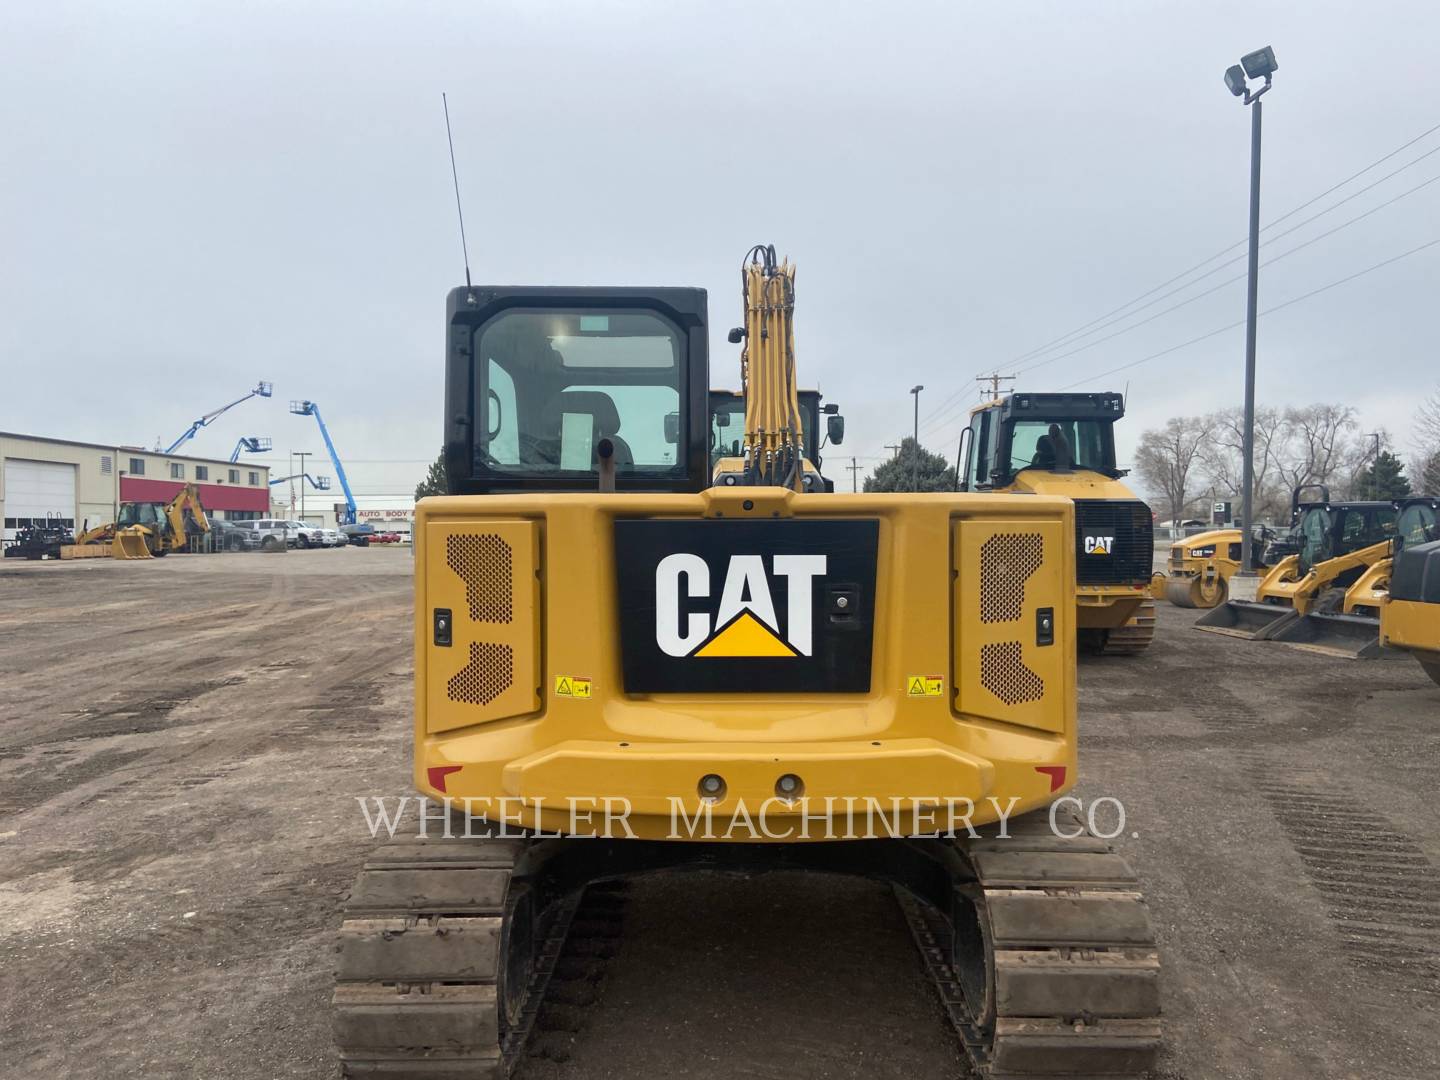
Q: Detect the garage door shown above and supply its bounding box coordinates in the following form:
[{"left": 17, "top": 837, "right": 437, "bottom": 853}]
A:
[{"left": 3, "top": 459, "right": 77, "bottom": 541}]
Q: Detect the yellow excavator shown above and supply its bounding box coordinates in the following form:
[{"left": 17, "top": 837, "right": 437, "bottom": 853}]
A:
[
  {"left": 76, "top": 484, "right": 211, "bottom": 559},
  {"left": 331, "top": 247, "right": 1162, "bottom": 1078},
  {"left": 956, "top": 393, "right": 1156, "bottom": 654}
]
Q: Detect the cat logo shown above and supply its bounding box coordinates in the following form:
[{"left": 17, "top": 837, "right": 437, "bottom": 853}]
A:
[
  {"left": 1084, "top": 535, "right": 1115, "bottom": 555},
  {"left": 656, "top": 553, "right": 826, "bottom": 658},
  {"left": 614, "top": 518, "right": 877, "bottom": 694}
]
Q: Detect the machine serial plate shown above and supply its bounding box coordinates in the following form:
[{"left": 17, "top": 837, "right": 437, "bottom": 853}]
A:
[{"left": 614, "top": 518, "right": 878, "bottom": 693}]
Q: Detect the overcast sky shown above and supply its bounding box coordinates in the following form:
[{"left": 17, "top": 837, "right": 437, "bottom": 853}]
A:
[{"left": 3, "top": 1, "right": 1438, "bottom": 504}]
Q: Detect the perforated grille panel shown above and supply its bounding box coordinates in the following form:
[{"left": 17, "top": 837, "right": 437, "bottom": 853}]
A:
[
  {"left": 447, "top": 641, "right": 515, "bottom": 705},
  {"left": 980, "top": 641, "right": 1044, "bottom": 705},
  {"left": 446, "top": 533, "right": 514, "bottom": 623},
  {"left": 979, "top": 532, "right": 1044, "bottom": 623}
]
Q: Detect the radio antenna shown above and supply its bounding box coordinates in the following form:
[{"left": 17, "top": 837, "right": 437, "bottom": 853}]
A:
[{"left": 442, "top": 92, "right": 472, "bottom": 289}]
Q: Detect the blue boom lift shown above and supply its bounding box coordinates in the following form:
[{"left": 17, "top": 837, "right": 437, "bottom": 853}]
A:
[
  {"left": 165, "top": 381, "right": 273, "bottom": 454},
  {"left": 231, "top": 436, "right": 273, "bottom": 463},
  {"left": 289, "top": 401, "right": 357, "bottom": 525}
]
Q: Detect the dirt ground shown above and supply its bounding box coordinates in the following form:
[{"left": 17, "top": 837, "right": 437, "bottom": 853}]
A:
[{"left": 1, "top": 548, "right": 1437, "bottom": 1079}]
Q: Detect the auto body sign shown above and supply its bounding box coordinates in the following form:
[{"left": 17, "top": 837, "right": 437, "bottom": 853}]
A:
[{"left": 614, "top": 519, "right": 878, "bottom": 693}]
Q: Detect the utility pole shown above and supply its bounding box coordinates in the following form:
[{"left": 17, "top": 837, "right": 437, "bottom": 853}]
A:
[
  {"left": 910, "top": 385, "right": 924, "bottom": 490},
  {"left": 885, "top": 444, "right": 902, "bottom": 459},
  {"left": 976, "top": 373, "right": 1016, "bottom": 400},
  {"left": 1224, "top": 46, "right": 1277, "bottom": 581},
  {"left": 847, "top": 457, "right": 861, "bottom": 492},
  {"left": 296, "top": 451, "right": 313, "bottom": 522}
]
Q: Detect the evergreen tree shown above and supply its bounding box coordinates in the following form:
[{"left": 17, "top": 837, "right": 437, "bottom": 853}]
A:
[
  {"left": 1357, "top": 450, "right": 1411, "bottom": 500},
  {"left": 863, "top": 438, "right": 956, "bottom": 492},
  {"left": 415, "top": 449, "right": 447, "bottom": 500}
]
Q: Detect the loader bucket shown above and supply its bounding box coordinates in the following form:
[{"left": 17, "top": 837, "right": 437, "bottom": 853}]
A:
[
  {"left": 1268, "top": 610, "right": 1390, "bottom": 659},
  {"left": 112, "top": 530, "right": 153, "bottom": 560},
  {"left": 1194, "top": 599, "right": 1297, "bottom": 640}
]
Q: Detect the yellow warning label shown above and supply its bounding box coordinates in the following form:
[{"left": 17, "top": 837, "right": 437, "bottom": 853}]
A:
[
  {"left": 906, "top": 675, "right": 944, "bottom": 697},
  {"left": 554, "top": 676, "right": 592, "bottom": 699}
]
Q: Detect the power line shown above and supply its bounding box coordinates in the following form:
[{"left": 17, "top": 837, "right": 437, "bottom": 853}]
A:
[
  {"left": 988, "top": 119, "right": 1440, "bottom": 376},
  {"left": 1006, "top": 143, "right": 1440, "bottom": 376},
  {"left": 996, "top": 169, "right": 1440, "bottom": 385},
  {"left": 1056, "top": 235, "right": 1440, "bottom": 392}
]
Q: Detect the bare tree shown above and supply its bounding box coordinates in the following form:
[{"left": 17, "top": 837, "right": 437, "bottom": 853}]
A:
[
  {"left": 1416, "top": 387, "right": 1440, "bottom": 455},
  {"left": 1275, "top": 403, "right": 1358, "bottom": 496},
  {"left": 1199, "top": 406, "right": 1288, "bottom": 521},
  {"left": 1135, "top": 416, "right": 1211, "bottom": 524}
]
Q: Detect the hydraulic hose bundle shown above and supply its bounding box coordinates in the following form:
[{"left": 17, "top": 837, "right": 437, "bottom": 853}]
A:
[{"left": 738, "top": 244, "right": 806, "bottom": 490}]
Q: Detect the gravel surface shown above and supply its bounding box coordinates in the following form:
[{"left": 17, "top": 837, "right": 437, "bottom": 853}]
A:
[{"left": 0, "top": 549, "right": 1436, "bottom": 1079}]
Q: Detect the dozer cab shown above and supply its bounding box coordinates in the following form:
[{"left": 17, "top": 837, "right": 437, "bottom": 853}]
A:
[
  {"left": 1152, "top": 526, "right": 1272, "bottom": 609},
  {"left": 1195, "top": 486, "right": 1401, "bottom": 655},
  {"left": 957, "top": 392, "right": 1156, "bottom": 654},
  {"left": 332, "top": 247, "right": 1162, "bottom": 1079}
]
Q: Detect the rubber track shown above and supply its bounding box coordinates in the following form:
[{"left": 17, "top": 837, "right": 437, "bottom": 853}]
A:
[
  {"left": 332, "top": 836, "right": 576, "bottom": 1079},
  {"left": 1100, "top": 599, "right": 1156, "bottom": 656},
  {"left": 899, "top": 807, "right": 1162, "bottom": 1078}
]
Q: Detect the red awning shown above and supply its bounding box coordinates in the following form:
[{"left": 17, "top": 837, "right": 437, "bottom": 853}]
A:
[{"left": 120, "top": 477, "right": 269, "bottom": 513}]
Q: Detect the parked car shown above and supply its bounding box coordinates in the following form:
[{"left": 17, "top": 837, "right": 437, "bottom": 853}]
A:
[
  {"left": 211, "top": 520, "right": 261, "bottom": 552},
  {"left": 320, "top": 528, "right": 342, "bottom": 548},
  {"left": 243, "top": 518, "right": 294, "bottom": 551},
  {"left": 373, "top": 531, "right": 402, "bottom": 544},
  {"left": 340, "top": 523, "right": 375, "bottom": 547}
]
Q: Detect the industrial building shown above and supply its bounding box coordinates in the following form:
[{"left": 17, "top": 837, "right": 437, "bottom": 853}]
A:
[{"left": 0, "top": 431, "right": 271, "bottom": 542}]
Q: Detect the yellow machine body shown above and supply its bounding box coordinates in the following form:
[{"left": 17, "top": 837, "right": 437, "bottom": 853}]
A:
[
  {"left": 1382, "top": 597, "right": 1440, "bottom": 685},
  {"left": 989, "top": 468, "right": 1150, "bottom": 631},
  {"left": 1252, "top": 540, "right": 1391, "bottom": 617},
  {"left": 1155, "top": 528, "right": 1244, "bottom": 609},
  {"left": 414, "top": 486, "right": 1078, "bottom": 841}
]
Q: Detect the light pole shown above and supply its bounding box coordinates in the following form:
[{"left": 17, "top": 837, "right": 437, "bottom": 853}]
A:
[
  {"left": 1225, "top": 45, "right": 1277, "bottom": 580},
  {"left": 296, "top": 450, "right": 313, "bottom": 521},
  {"left": 910, "top": 384, "right": 924, "bottom": 490}
]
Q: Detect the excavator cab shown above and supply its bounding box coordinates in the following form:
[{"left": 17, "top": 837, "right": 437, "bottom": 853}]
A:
[{"left": 443, "top": 287, "right": 711, "bottom": 497}]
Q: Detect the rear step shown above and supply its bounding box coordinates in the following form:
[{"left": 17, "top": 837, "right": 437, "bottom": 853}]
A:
[{"left": 1194, "top": 599, "right": 1297, "bottom": 640}]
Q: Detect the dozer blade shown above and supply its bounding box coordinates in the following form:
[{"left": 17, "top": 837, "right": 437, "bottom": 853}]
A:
[
  {"left": 1267, "top": 610, "right": 1391, "bottom": 659},
  {"left": 111, "top": 530, "right": 153, "bottom": 560},
  {"left": 1194, "top": 599, "right": 1297, "bottom": 640}
]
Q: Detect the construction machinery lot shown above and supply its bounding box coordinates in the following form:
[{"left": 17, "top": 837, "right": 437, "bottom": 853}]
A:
[{"left": 1, "top": 549, "right": 1436, "bottom": 1080}]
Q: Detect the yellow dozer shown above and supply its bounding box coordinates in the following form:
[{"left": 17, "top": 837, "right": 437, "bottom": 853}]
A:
[
  {"left": 331, "top": 249, "right": 1162, "bottom": 1078},
  {"left": 78, "top": 484, "right": 211, "bottom": 559},
  {"left": 956, "top": 392, "right": 1156, "bottom": 654},
  {"left": 1196, "top": 487, "right": 1404, "bottom": 656}
]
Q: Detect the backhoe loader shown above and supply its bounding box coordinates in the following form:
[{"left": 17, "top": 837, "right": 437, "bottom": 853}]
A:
[
  {"left": 331, "top": 247, "right": 1162, "bottom": 1079},
  {"left": 956, "top": 392, "right": 1157, "bottom": 654},
  {"left": 1195, "top": 486, "right": 1400, "bottom": 654},
  {"left": 78, "top": 484, "right": 211, "bottom": 559}
]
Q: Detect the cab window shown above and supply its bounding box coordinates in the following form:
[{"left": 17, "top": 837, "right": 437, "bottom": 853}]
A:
[{"left": 472, "top": 309, "right": 685, "bottom": 480}]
